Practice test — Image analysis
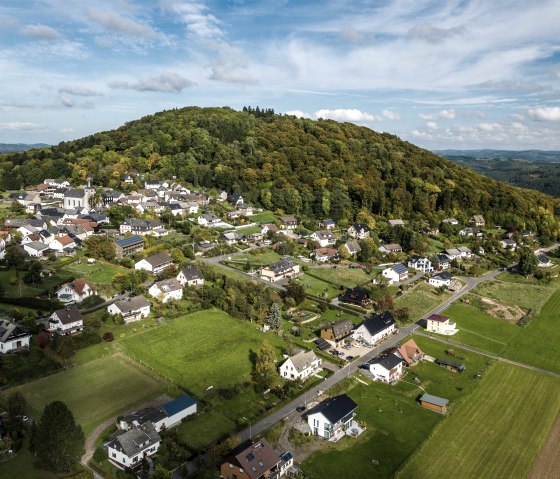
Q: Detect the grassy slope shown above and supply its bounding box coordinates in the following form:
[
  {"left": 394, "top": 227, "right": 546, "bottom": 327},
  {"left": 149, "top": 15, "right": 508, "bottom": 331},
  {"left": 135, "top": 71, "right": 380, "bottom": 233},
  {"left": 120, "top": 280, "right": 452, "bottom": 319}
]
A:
[
  {"left": 397, "top": 362, "right": 560, "bottom": 479},
  {"left": 474, "top": 279, "right": 555, "bottom": 312},
  {"left": 394, "top": 282, "right": 453, "bottom": 320},
  {"left": 306, "top": 267, "right": 373, "bottom": 287},
  {"left": 13, "top": 356, "right": 167, "bottom": 436}
]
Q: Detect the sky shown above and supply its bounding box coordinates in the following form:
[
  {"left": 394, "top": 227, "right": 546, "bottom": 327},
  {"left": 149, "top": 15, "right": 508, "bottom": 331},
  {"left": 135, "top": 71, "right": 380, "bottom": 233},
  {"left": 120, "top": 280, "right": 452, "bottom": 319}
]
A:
[{"left": 1, "top": 0, "right": 560, "bottom": 150}]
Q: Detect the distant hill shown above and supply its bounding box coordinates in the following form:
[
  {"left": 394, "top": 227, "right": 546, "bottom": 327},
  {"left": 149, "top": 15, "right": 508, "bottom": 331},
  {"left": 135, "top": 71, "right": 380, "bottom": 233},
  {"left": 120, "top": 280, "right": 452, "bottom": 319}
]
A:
[
  {"left": 437, "top": 150, "right": 560, "bottom": 198},
  {"left": 1, "top": 106, "right": 559, "bottom": 236},
  {"left": 0, "top": 143, "right": 50, "bottom": 153}
]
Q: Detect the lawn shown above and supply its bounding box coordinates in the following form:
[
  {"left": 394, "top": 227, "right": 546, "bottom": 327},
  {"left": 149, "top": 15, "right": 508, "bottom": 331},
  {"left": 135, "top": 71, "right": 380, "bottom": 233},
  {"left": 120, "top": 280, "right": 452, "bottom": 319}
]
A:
[
  {"left": 62, "top": 260, "right": 129, "bottom": 287},
  {"left": 175, "top": 410, "right": 235, "bottom": 450},
  {"left": 12, "top": 355, "right": 168, "bottom": 436},
  {"left": 251, "top": 210, "right": 278, "bottom": 223},
  {"left": 474, "top": 279, "right": 555, "bottom": 313},
  {"left": 502, "top": 289, "right": 560, "bottom": 374},
  {"left": 228, "top": 249, "right": 283, "bottom": 265},
  {"left": 0, "top": 268, "right": 73, "bottom": 297},
  {"left": 236, "top": 225, "right": 263, "bottom": 235},
  {"left": 306, "top": 267, "right": 373, "bottom": 288},
  {"left": 397, "top": 362, "right": 560, "bottom": 479},
  {"left": 298, "top": 274, "right": 342, "bottom": 300},
  {"left": 440, "top": 301, "right": 521, "bottom": 354},
  {"left": 394, "top": 282, "right": 452, "bottom": 321}
]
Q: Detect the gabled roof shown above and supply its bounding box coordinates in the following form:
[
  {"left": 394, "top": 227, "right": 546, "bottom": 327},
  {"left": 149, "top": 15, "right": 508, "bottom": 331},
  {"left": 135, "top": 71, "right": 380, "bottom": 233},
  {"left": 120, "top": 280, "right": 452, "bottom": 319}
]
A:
[
  {"left": 162, "top": 395, "right": 197, "bottom": 416},
  {"left": 391, "top": 263, "right": 408, "bottom": 274},
  {"left": 142, "top": 252, "right": 172, "bottom": 267},
  {"left": 360, "top": 311, "right": 395, "bottom": 335},
  {"left": 152, "top": 278, "right": 182, "bottom": 293},
  {"left": 323, "top": 319, "right": 353, "bottom": 337},
  {"left": 285, "top": 350, "right": 319, "bottom": 373},
  {"left": 382, "top": 243, "right": 402, "bottom": 251},
  {"left": 345, "top": 240, "right": 360, "bottom": 253},
  {"left": 306, "top": 394, "right": 358, "bottom": 424},
  {"left": 341, "top": 286, "right": 370, "bottom": 304},
  {"left": 179, "top": 266, "right": 204, "bottom": 281},
  {"left": 107, "top": 421, "right": 160, "bottom": 458},
  {"left": 420, "top": 393, "right": 448, "bottom": 407},
  {"left": 115, "top": 235, "right": 144, "bottom": 248},
  {"left": 64, "top": 188, "right": 86, "bottom": 198},
  {"left": 427, "top": 313, "right": 449, "bottom": 323},
  {"left": 113, "top": 296, "right": 151, "bottom": 313},
  {"left": 0, "top": 318, "right": 30, "bottom": 343},
  {"left": 229, "top": 439, "right": 280, "bottom": 479},
  {"left": 267, "top": 257, "right": 297, "bottom": 274},
  {"left": 52, "top": 306, "right": 83, "bottom": 325},
  {"left": 24, "top": 241, "right": 49, "bottom": 251},
  {"left": 60, "top": 278, "right": 94, "bottom": 295},
  {"left": 279, "top": 215, "right": 298, "bottom": 223},
  {"left": 431, "top": 272, "right": 452, "bottom": 281},
  {"left": 369, "top": 353, "right": 403, "bottom": 370},
  {"left": 396, "top": 339, "right": 424, "bottom": 365},
  {"left": 349, "top": 223, "right": 369, "bottom": 233}
]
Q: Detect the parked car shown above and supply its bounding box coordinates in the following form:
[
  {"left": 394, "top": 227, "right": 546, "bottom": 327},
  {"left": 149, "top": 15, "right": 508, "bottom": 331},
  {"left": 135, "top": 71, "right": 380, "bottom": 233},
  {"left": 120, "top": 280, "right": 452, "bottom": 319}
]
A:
[
  {"left": 346, "top": 355, "right": 354, "bottom": 361},
  {"left": 296, "top": 405, "right": 306, "bottom": 412}
]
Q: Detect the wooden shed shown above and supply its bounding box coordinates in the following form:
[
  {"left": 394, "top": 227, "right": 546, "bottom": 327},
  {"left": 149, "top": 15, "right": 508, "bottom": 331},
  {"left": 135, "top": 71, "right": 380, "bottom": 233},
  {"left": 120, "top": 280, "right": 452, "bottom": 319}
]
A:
[
  {"left": 419, "top": 393, "right": 449, "bottom": 414},
  {"left": 435, "top": 358, "right": 465, "bottom": 373}
]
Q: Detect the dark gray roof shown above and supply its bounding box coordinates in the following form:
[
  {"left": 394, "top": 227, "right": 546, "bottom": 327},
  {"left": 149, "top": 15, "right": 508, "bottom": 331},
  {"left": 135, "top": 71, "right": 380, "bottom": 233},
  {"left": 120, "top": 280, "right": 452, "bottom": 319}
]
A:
[
  {"left": 143, "top": 252, "right": 172, "bottom": 267},
  {"left": 52, "top": 306, "right": 83, "bottom": 325},
  {"left": 0, "top": 318, "right": 30, "bottom": 343},
  {"left": 180, "top": 266, "right": 204, "bottom": 281},
  {"left": 64, "top": 189, "right": 86, "bottom": 198},
  {"left": 369, "top": 353, "right": 403, "bottom": 370},
  {"left": 116, "top": 235, "right": 144, "bottom": 248},
  {"left": 113, "top": 295, "right": 151, "bottom": 313},
  {"left": 360, "top": 311, "right": 395, "bottom": 335},
  {"left": 392, "top": 263, "right": 408, "bottom": 274},
  {"left": 420, "top": 393, "right": 449, "bottom": 407},
  {"left": 323, "top": 319, "right": 353, "bottom": 338},
  {"left": 267, "top": 257, "right": 297, "bottom": 274},
  {"left": 306, "top": 394, "right": 358, "bottom": 424},
  {"left": 107, "top": 421, "right": 161, "bottom": 458},
  {"left": 350, "top": 223, "right": 369, "bottom": 233},
  {"left": 432, "top": 272, "right": 452, "bottom": 280},
  {"left": 122, "top": 407, "right": 166, "bottom": 426}
]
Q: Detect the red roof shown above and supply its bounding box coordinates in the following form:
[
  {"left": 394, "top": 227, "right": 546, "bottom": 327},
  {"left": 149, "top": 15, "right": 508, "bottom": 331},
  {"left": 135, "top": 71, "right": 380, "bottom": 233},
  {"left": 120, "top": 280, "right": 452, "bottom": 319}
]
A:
[
  {"left": 70, "top": 278, "right": 94, "bottom": 295},
  {"left": 428, "top": 314, "right": 449, "bottom": 323},
  {"left": 57, "top": 235, "right": 74, "bottom": 245}
]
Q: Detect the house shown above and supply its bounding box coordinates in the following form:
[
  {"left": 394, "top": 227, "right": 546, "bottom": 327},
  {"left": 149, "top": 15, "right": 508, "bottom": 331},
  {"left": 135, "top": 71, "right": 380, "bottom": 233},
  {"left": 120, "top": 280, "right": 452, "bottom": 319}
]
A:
[
  {"left": 115, "top": 235, "right": 144, "bottom": 258},
  {"left": 435, "top": 357, "right": 465, "bottom": 373},
  {"left": 56, "top": 278, "right": 95, "bottom": 304},
  {"left": 48, "top": 306, "right": 84, "bottom": 335},
  {"left": 442, "top": 217, "right": 459, "bottom": 225},
  {"left": 227, "top": 193, "right": 244, "bottom": 205},
  {"left": 221, "top": 231, "right": 242, "bottom": 245},
  {"left": 366, "top": 353, "right": 403, "bottom": 383},
  {"left": 388, "top": 219, "right": 405, "bottom": 227},
  {"left": 144, "top": 180, "right": 162, "bottom": 190},
  {"left": 426, "top": 314, "right": 456, "bottom": 335},
  {"left": 237, "top": 204, "right": 254, "bottom": 216},
  {"left": 347, "top": 224, "right": 370, "bottom": 239},
  {"left": 444, "top": 248, "right": 461, "bottom": 260},
  {"left": 107, "top": 296, "right": 151, "bottom": 323},
  {"left": 459, "top": 227, "right": 482, "bottom": 237},
  {"left": 320, "top": 219, "right": 336, "bottom": 230},
  {"left": 216, "top": 190, "right": 228, "bottom": 202},
  {"left": 120, "top": 174, "right": 134, "bottom": 184},
  {"left": 107, "top": 420, "right": 161, "bottom": 470},
  {"left": 500, "top": 239, "right": 517, "bottom": 251},
  {"left": 306, "top": 394, "right": 358, "bottom": 440},
  {"left": 382, "top": 264, "right": 408, "bottom": 285},
  {"left": 197, "top": 213, "right": 221, "bottom": 226},
  {"left": 260, "top": 258, "right": 300, "bottom": 283},
  {"left": 538, "top": 255, "right": 552, "bottom": 267},
  {"left": 320, "top": 319, "right": 353, "bottom": 343},
  {"left": 429, "top": 272, "right": 452, "bottom": 288},
  {"left": 0, "top": 319, "right": 31, "bottom": 354},
  {"left": 378, "top": 243, "right": 403, "bottom": 255},
  {"left": 339, "top": 287, "right": 371, "bottom": 308},
  {"left": 310, "top": 230, "right": 336, "bottom": 247},
  {"left": 220, "top": 439, "right": 293, "bottom": 479},
  {"left": 261, "top": 224, "right": 279, "bottom": 235},
  {"left": 49, "top": 235, "right": 77, "bottom": 253},
  {"left": 395, "top": 339, "right": 424, "bottom": 367},
  {"left": 353, "top": 311, "right": 396, "bottom": 346},
  {"left": 176, "top": 266, "right": 204, "bottom": 287},
  {"left": 134, "top": 252, "right": 173, "bottom": 274},
  {"left": 279, "top": 216, "right": 299, "bottom": 230},
  {"left": 344, "top": 240, "right": 361, "bottom": 257},
  {"left": 434, "top": 253, "right": 451, "bottom": 270},
  {"left": 407, "top": 255, "right": 433, "bottom": 273},
  {"left": 148, "top": 278, "right": 183, "bottom": 303},
  {"left": 457, "top": 246, "right": 473, "bottom": 258},
  {"left": 279, "top": 350, "right": 322, "bottom": 381},
  {"left": 22, "top": 241, "right": 49, "bottom": 257},
  {"left": 120, "top": 218, "right": 167, "bottom": 236},
  {"left": 469, "top": 215, "right": 485, "bottom": 227},
  {"left": 419, "top": 393, "right": 449, "bottom": 414},
  {"left": 312, "top": 247, "right": 338, "bottom": 263}
]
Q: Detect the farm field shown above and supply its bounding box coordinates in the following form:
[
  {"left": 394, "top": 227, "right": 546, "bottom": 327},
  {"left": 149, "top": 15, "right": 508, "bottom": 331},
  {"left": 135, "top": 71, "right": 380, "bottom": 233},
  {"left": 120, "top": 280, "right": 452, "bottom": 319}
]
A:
[
  {"left": 13, "top": 355, "right": 167, "bottom": 436},
  {"left": 306, "top": 267, "right": 373, "bottom": 288},
  {"left": 474, "top": 279, "right": 555, "bottom": 312},
  {"left": 528, "top": 414, "right": 560, "bottom": 479},
  {"left": 397, "top": 362, "right": 560, "bottom": 479},
  {"left": 394, "top": 282, "right": 452, "bottom": 320},
  {"left": 502, "top": 289, "right": 560, "bottom": 374},
  {"left": 440, "top": 301, "right": 520, "bottom": 354}
]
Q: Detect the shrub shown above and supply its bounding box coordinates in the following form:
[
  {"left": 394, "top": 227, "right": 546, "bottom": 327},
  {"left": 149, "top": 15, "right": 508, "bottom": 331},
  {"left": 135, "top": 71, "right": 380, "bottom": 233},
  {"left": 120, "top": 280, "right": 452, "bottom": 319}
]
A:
[{"left": 103, "top": 332, "right": 114, "bottom": 342}]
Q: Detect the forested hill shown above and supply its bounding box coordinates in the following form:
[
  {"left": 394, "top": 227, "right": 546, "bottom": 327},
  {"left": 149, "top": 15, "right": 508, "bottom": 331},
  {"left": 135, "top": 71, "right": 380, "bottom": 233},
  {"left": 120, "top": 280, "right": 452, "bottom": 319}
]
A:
[{"left": 1, "top": 106, "right": 559, "bottom": 234}]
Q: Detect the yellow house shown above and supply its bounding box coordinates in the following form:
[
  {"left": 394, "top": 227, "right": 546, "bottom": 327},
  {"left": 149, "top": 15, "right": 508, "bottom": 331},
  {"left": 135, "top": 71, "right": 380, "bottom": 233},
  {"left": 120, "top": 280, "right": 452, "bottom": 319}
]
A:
[{"left": 426, "top": 314, "right": 456, "bottom": 335}]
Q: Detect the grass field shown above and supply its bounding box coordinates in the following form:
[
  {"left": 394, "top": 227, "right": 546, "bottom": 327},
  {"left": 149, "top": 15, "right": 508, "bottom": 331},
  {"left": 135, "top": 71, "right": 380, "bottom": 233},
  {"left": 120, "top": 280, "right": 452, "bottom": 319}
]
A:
[
  {"left": 0, "top": 268, "right": 73, "bottom": 297},
  {"left": 62, "top": 260, "right": 130, "bottom": 286},
  {"left": 440, "top": 301, "right": 520, "bottom": 354},
  {"left": 502, "top": 289, "right": 560, "bottom": 374},
  {"left": 306, "top": 267, "right": 373, "bottom": 287},
  {"left": 250, "top": 211, "right": 278, "bottom": 223},
  {"left": 298, "top": 274, "right": 342, "bottom": 299},
  {"left": 394, "top": 282, "right": 452, "bottom": 320},
  {"left": 474, "top": 279, "right": 555, "bottom": 312},
  {"left": 397, "top": 362, "right": 560, "bottom": 479},
  {"left": 229, "top": 249, "right": 283, "bottom": 265},
  {"left": 13, "top": 356, "right": 167, "bottom": 436}
]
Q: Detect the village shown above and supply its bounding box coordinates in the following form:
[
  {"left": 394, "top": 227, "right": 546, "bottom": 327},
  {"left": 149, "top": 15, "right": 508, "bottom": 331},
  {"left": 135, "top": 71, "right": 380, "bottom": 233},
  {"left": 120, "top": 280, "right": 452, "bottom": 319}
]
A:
[{"left": 0, "top": 173, "right": 559, "bottom": 479}]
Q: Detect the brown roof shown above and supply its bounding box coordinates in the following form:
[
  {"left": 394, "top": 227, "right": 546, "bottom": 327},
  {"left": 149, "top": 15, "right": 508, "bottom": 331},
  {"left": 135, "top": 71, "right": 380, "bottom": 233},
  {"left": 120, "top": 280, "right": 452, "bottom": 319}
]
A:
[
  {"left": 428, "top": 314, "right": 449, "bottom": 323},
  {"left": 69, "top": 278, "right": 94, "bottom": 295},
  {"left": 397, "top": 339, "right": 424, "bottom": 366},
  {"left": 314, "top": 247, "right": 338, "bottom": 256},
  {"left": 233, "top": 439, "right": 280, "bottom": 479},
  {"left": 57, "top": 235, "right": 74, "bottom": 245},
  {"left": 144, "top": 252, "right": 173, "bottom": 267},
  {"left": 324, "top": 319, "right": 353, "bottom": 338}
]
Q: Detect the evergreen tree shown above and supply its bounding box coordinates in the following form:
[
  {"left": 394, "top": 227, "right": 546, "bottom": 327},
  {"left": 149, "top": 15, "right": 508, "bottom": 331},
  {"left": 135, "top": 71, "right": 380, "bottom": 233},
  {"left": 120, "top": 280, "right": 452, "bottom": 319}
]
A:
[
  {"left": 266, "top": 303, "right": 283, "bottom": 330},
  {"left": 7, "top": 391, "right": 28, "bottom": 418},
  {"left": 35, "top": 401, "right": 84, "bottom": 472}
]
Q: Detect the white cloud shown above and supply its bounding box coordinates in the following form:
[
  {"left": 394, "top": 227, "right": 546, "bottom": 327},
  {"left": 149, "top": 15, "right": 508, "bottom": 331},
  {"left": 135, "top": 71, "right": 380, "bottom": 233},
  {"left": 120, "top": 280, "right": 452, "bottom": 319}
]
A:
[
  {"left": 315, "top": 109, "right": 375, "bottom": 122},
  {"left": 477, "top": 122, "right": 503, "bottom": 132},
  {"left": 407, "top": 22, "right": 466, "bottom": 44},
  {"left": 209, "top": 63, "right": 256, "bottom": 84},
  {"left": 163, "top": 1, "right": 223, "bottom": 39},
  {"left": 419, "top": 109, "right": 456, "bottom": 120},
  {"left": 382, "top": 109, "right": 400, "bottom": 120},
  {"left": 426, "top": 121, "right": 438, "bottom": 130},
  {"left": 0, "top": 122, "right": 45, "bottom": 131},
  {"left": 528, "top": 107, "right": 560, "bottom": 121},
  {"left": 59, "top": 86, "right": 103, "bottom": 97},
  {"left": 109, "top": 72, "right": 195, "bottom": 92},
  {"left": 285, "top": 110, "right": 312, "bottom": 119},
  {"left": 86, "top": 8, "right": 157, "bottom": 37},
  {"left": 21, "top": 24, "right": 63, "bottom": 41}
]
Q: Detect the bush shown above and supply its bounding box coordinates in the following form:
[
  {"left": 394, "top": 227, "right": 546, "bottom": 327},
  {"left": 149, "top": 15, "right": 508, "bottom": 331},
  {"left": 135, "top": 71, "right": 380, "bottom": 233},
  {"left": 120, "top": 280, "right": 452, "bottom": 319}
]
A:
[
  {"left": 92, "top": 446, "right": 106, "bottom": 464},
  {"left": 103, "top": 332, "right": 114, "bottom": 342}
]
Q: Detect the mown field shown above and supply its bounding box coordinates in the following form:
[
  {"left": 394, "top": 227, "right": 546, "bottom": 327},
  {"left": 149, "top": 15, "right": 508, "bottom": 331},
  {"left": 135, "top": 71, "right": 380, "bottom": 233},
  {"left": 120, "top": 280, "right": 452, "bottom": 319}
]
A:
[
  {"left": 397, "top": 362, "right": 560, "bottom": 479},
  {"left": 298, "top": 274, "right": 342, "bottom": 299},
  {"left": 62, "top": 260, "right": 130, "bottom": 287},
  {"left": 306, "top": 267, "right": 374, "bottom": 288},
  {"left": 394, "top": 282, "right": 453, "bottom": 320},
  {"left": 13, "top": 356, "right": 167, "bottom": 436}
]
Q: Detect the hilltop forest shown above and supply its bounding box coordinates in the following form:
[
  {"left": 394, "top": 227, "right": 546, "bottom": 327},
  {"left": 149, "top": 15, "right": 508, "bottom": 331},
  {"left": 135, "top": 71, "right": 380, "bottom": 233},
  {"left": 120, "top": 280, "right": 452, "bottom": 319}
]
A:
[{"left": 2, "top": 106, "right": 560, "bottom": 235}]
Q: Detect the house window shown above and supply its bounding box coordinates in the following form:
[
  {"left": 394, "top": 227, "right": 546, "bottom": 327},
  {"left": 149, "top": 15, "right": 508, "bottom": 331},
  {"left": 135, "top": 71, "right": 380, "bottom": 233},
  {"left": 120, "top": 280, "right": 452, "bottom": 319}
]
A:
[
  {"left": 112, "top": 452, "right": 116, "bottom": 458},
  {"left": 133, "top": 456, "right": 138, "bottom": 463}
]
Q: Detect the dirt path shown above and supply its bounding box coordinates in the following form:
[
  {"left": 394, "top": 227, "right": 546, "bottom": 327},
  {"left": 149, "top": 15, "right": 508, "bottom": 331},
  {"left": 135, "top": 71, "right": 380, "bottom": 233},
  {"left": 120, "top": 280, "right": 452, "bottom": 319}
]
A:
[
  {"left": 81, "top": 394, "right": 172, "bottom": 464},
  {"left": 527, "top": 413, "right": 560, "bottom": 479}
]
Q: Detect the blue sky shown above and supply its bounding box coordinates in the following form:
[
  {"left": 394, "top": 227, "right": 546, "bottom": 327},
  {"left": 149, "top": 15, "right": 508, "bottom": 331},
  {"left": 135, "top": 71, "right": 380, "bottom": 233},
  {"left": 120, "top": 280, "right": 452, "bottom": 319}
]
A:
[{"left": 1, "top": 0, "right": 560, "bottom": 149}]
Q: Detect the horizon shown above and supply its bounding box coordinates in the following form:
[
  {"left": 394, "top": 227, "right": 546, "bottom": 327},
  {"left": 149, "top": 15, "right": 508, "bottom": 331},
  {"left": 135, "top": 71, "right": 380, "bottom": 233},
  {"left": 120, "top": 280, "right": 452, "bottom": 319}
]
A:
[{"left": 1, "top": 1, "right": 560, "bottom": 149}]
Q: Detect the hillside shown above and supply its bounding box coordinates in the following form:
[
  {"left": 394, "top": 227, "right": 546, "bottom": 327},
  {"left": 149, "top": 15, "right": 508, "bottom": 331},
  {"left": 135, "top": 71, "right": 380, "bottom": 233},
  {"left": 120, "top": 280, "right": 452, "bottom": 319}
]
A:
[
  {"left": 0, "top": 143, "right": 50, "bottom": 154},
  {"left": 1, "top": 106, "right": 559, "bottom": 234}
]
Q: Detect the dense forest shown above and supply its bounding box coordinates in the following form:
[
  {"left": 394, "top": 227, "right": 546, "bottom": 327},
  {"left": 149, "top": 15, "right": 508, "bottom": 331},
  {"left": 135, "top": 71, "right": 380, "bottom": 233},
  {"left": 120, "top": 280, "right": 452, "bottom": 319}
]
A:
[{"left": 2, "top": 106, "right": 560, "bottom": 235}]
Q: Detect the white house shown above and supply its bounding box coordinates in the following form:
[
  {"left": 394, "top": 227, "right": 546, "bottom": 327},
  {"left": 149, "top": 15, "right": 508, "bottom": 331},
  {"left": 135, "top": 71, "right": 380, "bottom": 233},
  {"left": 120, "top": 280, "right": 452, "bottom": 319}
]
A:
[
  {"left": 0, "top": 319, "right": 31, "bottom": 354},
  {"left": 63, "top": 188, "right": 92, "bottom": 210},
  {"left": 382, "top": 264, "right": 408, "bottom": 285},
  {"left": 310, "top": 230, "right": 336, "bottom": 248},
  {"left": 378, "top": 243, "right": 403, "bottom": 255},
  {"left": 148, "top": 278, "right": 183, "bottom": 303},
  {"left": 23, "top": 241, "right": 49, "bottom": 257},
  {"left": 56, "top": 278, "right": 95, "bottom": 304},
  {"left": 279, "top": 351, "right": 322, "bottom": 381},
  {"left": 48, "top": 306, "right": 84, "bottom": 335},
  {"left": 538, "top": 255, "right": 553, "bottom": 268},
  {"left": 108, "top": 296, "right": 151, "bottom": 323},
  {"left": 134, "top": 252, "right": 173, "bottom": 274},
  {"left": 197, "top": 213, "right": 220, "bottom": 226},
  {"left": 429, "top": 272, "right": 452, "bottom": 288},
  {"left": 260, "top": 257, "right": 301, "bottom": 282},
  {"left": 306, "top": 394, "right": 358, "bottom": 440},
  {"left": 49, "top": 235, "right": 76, "bottom": 253},
  {"left": 344, "top": 240, "right": 361, "bottom": 257},
  {"left": 353, "top": 312, "right": 396, "bottom": 346},
  {"left": 107, "top": 420, "right": 161, "bottom": 470},
  {"left": 407, "top": 255, "right": 433, "bottom": 273},
  {"left": 367, "top": 353, "right": 404, "bottom": 383},
  {"left": 426, "top": 314, "right": 457, "bottom": 335},
  {"left": 347, "top": 224, "right": 370, "bottom": 239},
  {"left": 177, "top": 266, "right": 204, "bottom": 287}
]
